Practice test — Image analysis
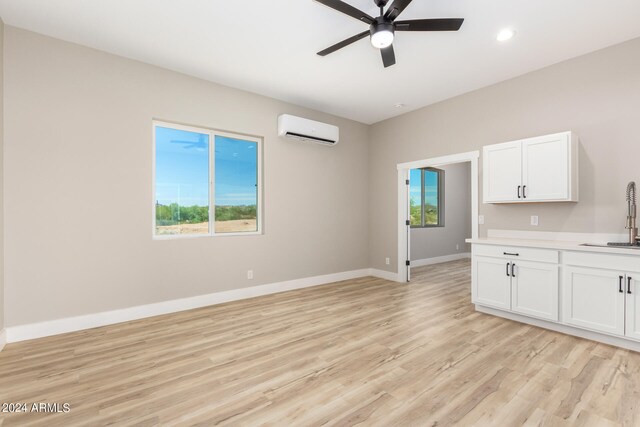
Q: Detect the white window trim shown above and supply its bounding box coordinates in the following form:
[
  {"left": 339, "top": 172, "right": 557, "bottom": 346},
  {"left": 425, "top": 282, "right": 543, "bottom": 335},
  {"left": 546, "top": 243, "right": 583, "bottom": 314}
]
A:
[{"left": 152, "top": 120, "right": 263, "bottom": 240}]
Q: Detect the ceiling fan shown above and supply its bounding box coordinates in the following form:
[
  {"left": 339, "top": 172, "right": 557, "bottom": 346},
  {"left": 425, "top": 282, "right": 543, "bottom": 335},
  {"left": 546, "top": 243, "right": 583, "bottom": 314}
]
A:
[{"left": 315, "top": 0, "right": 464, "bottom": 68}]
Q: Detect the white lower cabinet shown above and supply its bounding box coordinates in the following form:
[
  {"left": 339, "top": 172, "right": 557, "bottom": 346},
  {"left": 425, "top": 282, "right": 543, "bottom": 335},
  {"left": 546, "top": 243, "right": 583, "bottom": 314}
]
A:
[
  {"left": 472, "top": 244, "right": 640, "bottom": 350},
  {"left": 624, "top": 274, "right": 640, "bottom": 341},
  {"left": 473, "top": 254, "right": 559, "bottom": 320},
  {"left": 563, "top": 267, "right": 640, "bottom": 340},
  {"left": 474, "top": 256, "right": 511, "bottom": 310},
  {"left": 511, "top": 261, "right": 559, "bottom": 321},
  {"left": 563, "top": 266, "right": 626, "bottom": 337}
]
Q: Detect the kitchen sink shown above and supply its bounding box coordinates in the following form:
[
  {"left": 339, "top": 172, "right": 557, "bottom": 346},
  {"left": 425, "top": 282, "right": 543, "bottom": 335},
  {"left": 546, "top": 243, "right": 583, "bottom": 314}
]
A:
[{"left": 580, "top": 243, "right": 640, "bottom": 250}]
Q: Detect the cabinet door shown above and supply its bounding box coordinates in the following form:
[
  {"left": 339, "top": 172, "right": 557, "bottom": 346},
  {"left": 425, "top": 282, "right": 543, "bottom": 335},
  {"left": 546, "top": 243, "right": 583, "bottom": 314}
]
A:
[
  {"left": 625, "top": 274, "right": 640, "bottom": 341},
  {"left": 473, "top": 256, "right": 512, "bottom": 310},
  {"left": 522, "top": 133, "right": 569, "bottom": 201},
  {"left": 483, "top": 141, "right": 522, "bottom": 203},
  {"left": 563, "top": 266, "right": 625, "bottom": 337},
  {"left": 511, "top": 261, "right": 559, "bottom": 321}
]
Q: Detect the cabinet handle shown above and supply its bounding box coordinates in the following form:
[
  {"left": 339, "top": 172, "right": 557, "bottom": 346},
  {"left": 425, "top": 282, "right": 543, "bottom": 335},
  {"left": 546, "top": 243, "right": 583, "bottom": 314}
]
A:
[
  {"left": 629, "top": 276, "right": 633, "bottom": 294},
  {"left": 503, "top": 252, "right": 520, "bottom": 256},
  {"left": 523, "top": 185, "right": 527, "bottom": 198},
  {"left": 506, "top": 262, "right": 510, "bottom": 277},
  {"left": 511, "top": 263, "right": 516, "bottom": 277},
  {"left": 517, "top": 185, "right": 522, "bottom": 199},
  {"left": 619, "top": 276, "right": 624, "bottom": 293}
]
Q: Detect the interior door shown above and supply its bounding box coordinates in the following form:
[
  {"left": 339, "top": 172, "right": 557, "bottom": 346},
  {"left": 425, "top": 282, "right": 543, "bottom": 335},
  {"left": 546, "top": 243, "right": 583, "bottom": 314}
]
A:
[
  {"left": 522, "top": 133, "right": 569, "bottom": 201},
  {"left": 483, "top": 141, "right": 522, "bottom": 202},
  {"left": 511, "top": 260, "right": 559, "bottom": 321},
  {"left": 563, "top": 266, "right": 625, "bottom": 337},
  {"left": 407, "top": 193, "right": 411, "bottom": 282},
  {"left": 625, "top": 274, "right": 640, "bottom": 341},
  {"left": 473, "top": 256, "right": 512, "bottom": 310}
]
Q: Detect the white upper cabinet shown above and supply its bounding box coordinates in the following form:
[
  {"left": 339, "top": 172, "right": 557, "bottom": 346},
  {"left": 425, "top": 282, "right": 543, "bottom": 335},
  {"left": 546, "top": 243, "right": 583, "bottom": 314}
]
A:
[
  {"left": 483, "top": 141, "right": 522, "bottom": 202},
  {"left": 483, "top": 131, "right": 578, "bottom": 203}
]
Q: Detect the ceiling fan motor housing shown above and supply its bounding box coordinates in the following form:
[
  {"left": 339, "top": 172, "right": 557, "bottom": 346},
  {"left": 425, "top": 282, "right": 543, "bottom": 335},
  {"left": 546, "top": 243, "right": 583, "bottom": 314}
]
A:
[{"left": 370, "top": 17, "right": 395, "bottom": 38}]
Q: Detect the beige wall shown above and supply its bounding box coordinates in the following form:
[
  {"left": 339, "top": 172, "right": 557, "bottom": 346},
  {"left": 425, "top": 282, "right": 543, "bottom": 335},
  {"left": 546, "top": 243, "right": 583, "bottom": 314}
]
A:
[
  {"left": 370, "top": 37, "right": 640, "bottom": 272},
  {"left": 4, "top": 25, "right": 640, "bottom": 327},
  {"left": 3, "top": 27, "right": 370, "bottom": 327},
  {"left": 0, "top": 18, "right": 4, "bottom": 333},
  {"left": 410, "top": 163, "right": 471, "bottom": 261}
]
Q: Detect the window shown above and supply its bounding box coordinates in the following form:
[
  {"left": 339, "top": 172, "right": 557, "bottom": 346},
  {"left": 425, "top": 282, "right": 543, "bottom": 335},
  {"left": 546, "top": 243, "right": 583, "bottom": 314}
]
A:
[
  {"left": 153, "top": 122, "right": 261, "bottom": 237},
  {"left": 409, "top": 167, "right": 444, "bottom": 227}
]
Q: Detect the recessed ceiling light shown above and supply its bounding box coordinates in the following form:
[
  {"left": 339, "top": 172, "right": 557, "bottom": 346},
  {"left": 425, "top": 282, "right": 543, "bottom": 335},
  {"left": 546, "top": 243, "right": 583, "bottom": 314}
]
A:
[
  {"left": 497, "top": 28, "right": 516, "bottom": 42},
  {"left": 394, "top": 103, "right": 406, "bottom": 108}
]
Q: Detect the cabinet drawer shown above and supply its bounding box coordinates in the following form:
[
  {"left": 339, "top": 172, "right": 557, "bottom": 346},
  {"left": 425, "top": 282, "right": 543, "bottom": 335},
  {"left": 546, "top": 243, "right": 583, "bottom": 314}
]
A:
[
  {"left": 473, "top": 244, "right": 558, "bottom": 263},
  {"left": 563, "top": 251, "right": 640, "bottom": 272}
]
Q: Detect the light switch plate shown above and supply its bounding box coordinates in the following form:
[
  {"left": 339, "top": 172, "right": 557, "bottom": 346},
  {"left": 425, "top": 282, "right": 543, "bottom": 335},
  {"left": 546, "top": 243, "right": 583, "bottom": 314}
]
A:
[
  {"left": 478, "top": 215, "right": 485, "bottom": 225},
  {"left": 531, "top": 216, "right": 539, "bottom": 226}
]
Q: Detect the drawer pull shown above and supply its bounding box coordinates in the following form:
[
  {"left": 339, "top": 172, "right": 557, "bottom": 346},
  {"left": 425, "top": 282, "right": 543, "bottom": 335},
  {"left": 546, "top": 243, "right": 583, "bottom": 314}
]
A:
[{"left": 503, "top": 252, "right": 520, "bottom": 256}]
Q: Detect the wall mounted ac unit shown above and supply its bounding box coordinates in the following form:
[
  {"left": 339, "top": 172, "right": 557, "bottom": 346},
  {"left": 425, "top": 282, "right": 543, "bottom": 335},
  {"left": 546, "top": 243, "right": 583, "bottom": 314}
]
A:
[{"left": 277, "top": 114, "right": 339, "bottom": 146}]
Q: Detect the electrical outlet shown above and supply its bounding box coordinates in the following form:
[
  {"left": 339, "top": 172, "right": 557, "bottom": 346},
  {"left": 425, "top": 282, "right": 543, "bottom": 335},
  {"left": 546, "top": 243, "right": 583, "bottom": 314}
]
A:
[
  {"left": 385, "top": 257, "right": 390, "bottom": 265},
  {"left": 531, "top": 216, "right": 539, "bottom": 226},
  {"left": 247, "top": 270, "right": 254, "bottom": 280},
  {"left": 456, "top": 244, "right": 460, "bottom": 251},
  {"left": 478, "top": 215, "right": 485, "bottom": 225}
]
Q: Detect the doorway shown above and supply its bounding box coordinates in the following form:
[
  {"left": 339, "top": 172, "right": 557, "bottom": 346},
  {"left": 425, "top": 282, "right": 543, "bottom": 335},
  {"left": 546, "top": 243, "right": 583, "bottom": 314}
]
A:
[{"left": 397, "top": 151, "right": 479, "bottom": 282}]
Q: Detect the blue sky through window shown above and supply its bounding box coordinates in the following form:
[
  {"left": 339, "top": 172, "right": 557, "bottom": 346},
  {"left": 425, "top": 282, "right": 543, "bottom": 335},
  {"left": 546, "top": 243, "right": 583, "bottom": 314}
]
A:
[
  {"left": 215, "top": 135, "right": 257, "bottom": 206},
  {"left": 410, "top": 169, "right": 438, "bottom": 207},
  {"left": 409, "top": 169, "right": 421, "bottom": 205},
  {"left": 155, "top": 127, "right": 258, "bottom": 207},
  {"left": 155, "top": 127, "right": 210, "bottom": 207},
  {"left": 425, "top": 169, "right": 438, "bottom": 207}
]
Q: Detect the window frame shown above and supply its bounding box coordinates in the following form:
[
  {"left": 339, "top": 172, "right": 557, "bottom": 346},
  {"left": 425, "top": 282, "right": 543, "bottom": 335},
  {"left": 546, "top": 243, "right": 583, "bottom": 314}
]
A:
[
  {"left": 410, "top": 167, "right": 445, "bottom": 229},
  {"left": 152, "top": 120, "right": 263, "bottom": 239}
]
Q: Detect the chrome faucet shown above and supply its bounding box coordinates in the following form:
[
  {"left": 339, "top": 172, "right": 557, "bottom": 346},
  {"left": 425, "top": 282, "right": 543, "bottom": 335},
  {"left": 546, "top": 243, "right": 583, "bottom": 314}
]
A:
[{"left": 627, "top": 182, "right": 639, "bottom": 245}]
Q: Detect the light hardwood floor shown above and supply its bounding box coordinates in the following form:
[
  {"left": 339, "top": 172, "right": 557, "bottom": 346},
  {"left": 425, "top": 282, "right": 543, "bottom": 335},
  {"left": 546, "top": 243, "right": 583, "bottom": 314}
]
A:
[{"left": 1, "top": 259, "right": 640, "bottom": 426}]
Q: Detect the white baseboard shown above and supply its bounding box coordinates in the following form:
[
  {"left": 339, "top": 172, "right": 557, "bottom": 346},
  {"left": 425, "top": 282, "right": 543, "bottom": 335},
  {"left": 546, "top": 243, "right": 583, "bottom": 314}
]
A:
[
  {"left": 476, "top": 305, "right": 640, "bottom": 353},
  {"left": 369, "top": 268, "right": 403, "bottom": 282},
  {"left": 487, "top": 229, "right": 628, "bottom": 244},
  {"left": 411, "top": 252, "right": 471, "bottom": 267},
  {"left": 6, "top": 268, "right": 374, "bottom": 343},
  {"left": 0, "top": 329, "right": 6, "bottom": 352}
]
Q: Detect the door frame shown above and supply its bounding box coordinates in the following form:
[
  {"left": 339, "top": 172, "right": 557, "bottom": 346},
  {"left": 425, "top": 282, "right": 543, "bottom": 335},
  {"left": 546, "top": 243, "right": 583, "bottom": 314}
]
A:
[{"left": 396, "top": 151, "right": 480, "bottom": 282}]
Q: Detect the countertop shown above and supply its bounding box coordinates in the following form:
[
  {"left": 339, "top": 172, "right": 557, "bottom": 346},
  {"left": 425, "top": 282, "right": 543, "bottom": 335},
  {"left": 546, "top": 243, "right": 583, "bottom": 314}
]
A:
[{"left": 466, "top": 237, "right": 640, "bottom": 257}]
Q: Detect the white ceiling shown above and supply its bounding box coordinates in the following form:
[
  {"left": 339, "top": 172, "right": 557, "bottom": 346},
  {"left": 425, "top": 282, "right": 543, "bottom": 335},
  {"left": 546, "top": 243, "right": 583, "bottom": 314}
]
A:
[{"left": 0, "top": 0, "right": 639, "bottom": 124}]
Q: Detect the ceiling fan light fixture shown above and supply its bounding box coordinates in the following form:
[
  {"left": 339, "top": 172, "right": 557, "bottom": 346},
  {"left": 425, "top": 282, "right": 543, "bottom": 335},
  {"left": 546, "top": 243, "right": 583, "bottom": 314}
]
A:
[
  {"left": 370, "top": 19, "right": 395, "bottom": 49},
  {"left": 371, "top": 29, "right": 394, "bottom": 49}
]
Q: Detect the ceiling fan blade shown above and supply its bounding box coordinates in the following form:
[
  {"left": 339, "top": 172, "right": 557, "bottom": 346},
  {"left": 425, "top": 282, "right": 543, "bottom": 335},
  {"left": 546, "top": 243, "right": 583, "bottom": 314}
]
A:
[
  {"left": 384, "top": 0, "right": 413, "bottom": 21},
  {"left": 315, "top": 0, "right": 375, "bottom": 25},
  {"left": 395, "top": 18, "right": 464, "bottom": 31},
  {"left": 381, "top": 45, "right": 396, "bottom": 68},
  {"left": 317, "top": 30, "right": 370, "bottom": 56}
]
